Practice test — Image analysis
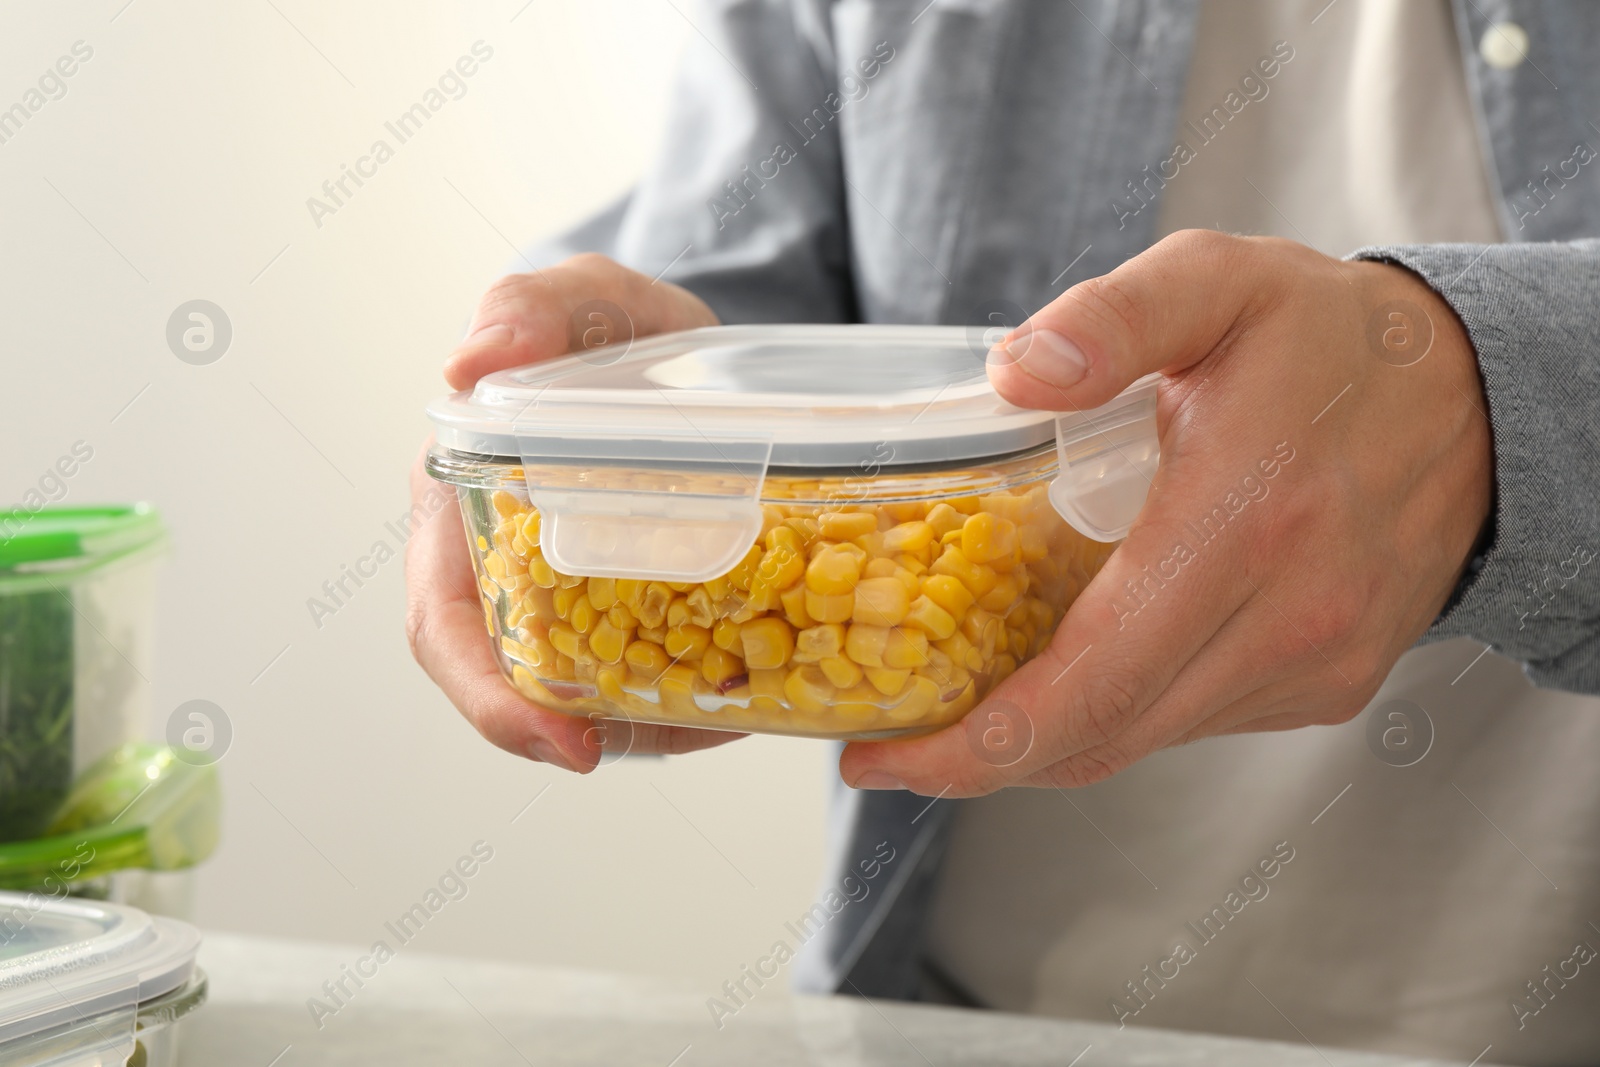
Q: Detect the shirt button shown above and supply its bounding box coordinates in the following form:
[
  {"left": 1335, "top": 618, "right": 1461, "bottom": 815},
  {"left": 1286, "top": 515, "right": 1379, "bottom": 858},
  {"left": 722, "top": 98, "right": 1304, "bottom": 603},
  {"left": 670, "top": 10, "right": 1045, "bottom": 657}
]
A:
[{"left": 1479, "top": 21, "right": 1529, "bottom": 69}]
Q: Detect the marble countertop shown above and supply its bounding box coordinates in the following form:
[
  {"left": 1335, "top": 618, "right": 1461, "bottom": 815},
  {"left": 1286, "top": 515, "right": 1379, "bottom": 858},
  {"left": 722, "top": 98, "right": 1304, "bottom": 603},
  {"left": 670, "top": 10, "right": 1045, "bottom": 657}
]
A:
[{"left": 178, "top": 934, "right": 1495, "bottom": 1067}]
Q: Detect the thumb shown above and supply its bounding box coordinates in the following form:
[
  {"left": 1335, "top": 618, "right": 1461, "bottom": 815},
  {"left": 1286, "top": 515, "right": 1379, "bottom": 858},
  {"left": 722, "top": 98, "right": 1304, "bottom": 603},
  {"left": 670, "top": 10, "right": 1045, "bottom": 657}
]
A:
[
  {"left": 988, "top": 230, "right": 1267, "bottom": 411},
  {"left": 443, "top": 253, "right": 717, "bottom": 391}
]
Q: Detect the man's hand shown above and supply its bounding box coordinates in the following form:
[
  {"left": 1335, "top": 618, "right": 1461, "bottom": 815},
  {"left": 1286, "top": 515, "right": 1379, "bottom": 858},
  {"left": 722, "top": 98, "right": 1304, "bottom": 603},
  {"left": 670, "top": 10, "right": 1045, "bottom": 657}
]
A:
[
  {"left": 840, "top": 230, "right": 1494, "bottom": 796},
  {"left": 406, "top": 254, "right": 741, "bottom": 772}
]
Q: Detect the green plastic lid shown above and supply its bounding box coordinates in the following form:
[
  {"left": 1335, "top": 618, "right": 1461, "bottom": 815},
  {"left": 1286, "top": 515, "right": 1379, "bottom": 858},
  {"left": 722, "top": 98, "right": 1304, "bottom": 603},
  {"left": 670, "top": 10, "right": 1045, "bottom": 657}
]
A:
[{"left": 0, "top": 505, "right": 164, "bottom": 572}]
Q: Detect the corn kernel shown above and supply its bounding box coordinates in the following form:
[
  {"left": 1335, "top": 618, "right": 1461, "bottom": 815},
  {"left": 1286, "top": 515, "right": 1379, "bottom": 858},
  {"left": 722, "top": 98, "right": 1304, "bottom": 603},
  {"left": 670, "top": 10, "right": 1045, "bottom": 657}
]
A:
[
  {"left": 961, "top": 512, "right": 1018, "bottom": 565},
  {"left": 667, "top": 596, "right": 691, "bottom": 628},
  {"left": 766, "top": 525, "right": 803, "bottom": 554},
  {"left": 606, "top": 603, "right": 637, "bottom": 631},
  {"left": 588, "top": 577, "right": 618, "bottom": 611},
  {"left": 947, "top": 495, "right": 982, "bottom": 515},
  {"left": 935, "top": 632, "right": 984, "bottom": 672},
  {"left": 865, "top": 666, "right": 911, "bottom": 697},
  {"left": 658, "top": 664, "right": 700, "bottom": 714},
  {"left": 784, "top": 665, "right": 835, "bottom": 715},
  {"left": 883, "top": 521, "right": 934, "bottom": 554},
  {"left": 589, "top": 620, "right": 630, "bottom": 664},
  {"left": 625, "top": 640, "right": 671, "bottom": 681},
  {"left": 903, "top": 595, "right": 957, "bottom": 640},
  {"left": 552, "top": 652, "right": 576, "bottom": 681},
  {"left": 664, "top": 623, "right": 711, "bottom": 661},
  {"left": 727, "top": 543, "right": 765, "bottom": 591},
  {"left": 701, "top": 646, "right": 745, "bottom": 689},
  {"left": 617, "top": 579, "right": 645, "bottom": 611},
  {"left": 553, "top": 585, "right": 582, "bottom": 618},
  {"left": 887, "top": 676, "right": 940, "bottom": 722},
  {"left": 978, "top": 574, "right": 1023, "bottom": 614},
  {"left": 713, "top": 617, "right": 742, "bottom": 652},
  {"left": 819, "top": 511, "right": 877, "bottom": 540},
  {"left": 555, "top": 571, "right": 584, "bottom": 589},
  {"left": 476, "top": 535, "right": 489, "bottom": 552},
  {"left": 637, "top": 582, "right": 673, "bottom": 628},
  {"left": 805, "top": 589, "right": 855, "bottom": 624},
  {"left": 852, "top": 577, "right": 910, "bottom": 626},
  {"left": 921, "top": 573, "right": 975, "bottom": 618},
  {"left": 549, "top": 623, "right": 582, "bottom": 660},
  {"left": 491, "top": 490, "right": 522, "bottom": 518},
  {"left": 863, "top": 557, "right": 898, "bottom": 581},
  {"left": 666, "top": 581, "right": 693, "bottom": 593},
  {"left": 570, "top": 594, "right": 600, "bottom": 635},
  {"left": 484, "top": 551, "right": 508, "bottom": 581},
  {"left": 686, "top": 588, "right": 716, "bottom": 628},
  {"left": 928, "top": 502, "right": 960, "bottom": 534},
  {"left": 779, "top": 584, "right": 813, "bottom": 629},
  {"left": 819, "top": 654, "right": 863, "bottom": 688},
  {"left": 519, "top": 509, "right": 541, "bottom": 544},
  {"left": 597, "top": 666, "right": 628, "bottom": 705},
  {"left": 740, "top": 617, "right": 795, "bottom": 670},
  {"left": 845, "top": 624, "right": 890, "bottom": 668},
  {"left": 794, "top": 622, "right": 845, "bottom": 663},
  {"left": 637, "top": 624, "right": 667, "bottom": 645},
  {"left": 882, "top": 627, "right": 930, "bottom": 670},
  {"left": 806, "top": 549, "right": 861, "bottom": 596},
  {"left": 749, "top": 668, "right": 787, "bottom": 701},
  {"left": 931, "top": 546, "right": 998, "bottom": 598},
  {"left": 1008, "top": 628, "right": 1028, "bottom": 659}
]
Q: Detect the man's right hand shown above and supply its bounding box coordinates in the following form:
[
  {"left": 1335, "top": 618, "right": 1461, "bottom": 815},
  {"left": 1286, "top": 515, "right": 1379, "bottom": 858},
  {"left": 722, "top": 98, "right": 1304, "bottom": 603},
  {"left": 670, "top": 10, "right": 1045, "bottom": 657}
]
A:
[{"left": 407, "top": 253, "right": 741, "bottom": 772}]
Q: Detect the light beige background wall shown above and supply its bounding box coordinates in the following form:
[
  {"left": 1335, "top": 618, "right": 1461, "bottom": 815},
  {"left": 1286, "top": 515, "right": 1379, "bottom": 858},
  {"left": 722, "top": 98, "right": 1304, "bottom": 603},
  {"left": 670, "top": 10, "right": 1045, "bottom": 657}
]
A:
[{"left": 0, "top": 1, "right": 830, "bottom": 986}]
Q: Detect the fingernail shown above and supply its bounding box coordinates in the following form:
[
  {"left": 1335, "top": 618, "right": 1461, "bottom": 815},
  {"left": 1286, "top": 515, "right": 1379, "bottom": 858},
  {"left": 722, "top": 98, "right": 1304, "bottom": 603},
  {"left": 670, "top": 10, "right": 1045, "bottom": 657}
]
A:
[
  {"left": 853, "top": 771, "right": 907, "bottom": 791},
  {"left": 529, "top": 739, "right": 572, "bottom": 771},
  {"left": 464, "top": 322, "right": 513, "bottom": 347},
  {"left": 997, "top": 328, "right": 1088, "bottom": 387}
]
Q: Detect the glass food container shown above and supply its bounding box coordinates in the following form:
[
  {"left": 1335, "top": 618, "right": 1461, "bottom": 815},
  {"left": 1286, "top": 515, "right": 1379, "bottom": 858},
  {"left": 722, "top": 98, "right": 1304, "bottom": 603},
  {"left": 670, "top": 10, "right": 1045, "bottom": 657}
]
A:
[
  {"left": 0, "top": 891, "right": 205, "bottom": 1066},
  {"left": 425, "top": 325, "right": 1157, "bottom": 740},
  {"left": 0, "top": 507, "right": 165, "bottom": 844}
]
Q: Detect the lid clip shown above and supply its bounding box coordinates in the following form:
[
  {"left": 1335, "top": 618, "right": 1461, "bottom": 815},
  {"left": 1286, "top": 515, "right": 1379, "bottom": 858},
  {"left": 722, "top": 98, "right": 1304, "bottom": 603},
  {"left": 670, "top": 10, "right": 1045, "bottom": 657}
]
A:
[
  {"left": 1048, "top": 376, "right": 1160, "bottom": 542},
  {"left": 515, "top": 429, "right": 772, "bottom": 582}
]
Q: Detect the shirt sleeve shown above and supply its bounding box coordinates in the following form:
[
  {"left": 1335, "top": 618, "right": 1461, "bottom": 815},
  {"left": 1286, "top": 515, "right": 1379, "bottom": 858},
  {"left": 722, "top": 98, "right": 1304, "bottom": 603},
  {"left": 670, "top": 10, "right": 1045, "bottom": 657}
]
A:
[
  {"left": 1352, "top": 240, "right": 1600, "bottom": 695},
  {"left": 533, "top": 0, "right": 857, "bottom": 326}
]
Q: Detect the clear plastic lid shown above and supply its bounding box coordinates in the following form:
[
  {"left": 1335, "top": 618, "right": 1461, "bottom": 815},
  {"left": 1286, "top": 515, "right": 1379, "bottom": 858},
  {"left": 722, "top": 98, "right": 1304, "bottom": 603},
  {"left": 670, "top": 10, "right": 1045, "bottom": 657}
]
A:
[
  {"left": 426, "top": 325, "right": 1160, "bottom": 577},
  {"left": 0, "top": 892, "right": 201, "bottom": 1048}
]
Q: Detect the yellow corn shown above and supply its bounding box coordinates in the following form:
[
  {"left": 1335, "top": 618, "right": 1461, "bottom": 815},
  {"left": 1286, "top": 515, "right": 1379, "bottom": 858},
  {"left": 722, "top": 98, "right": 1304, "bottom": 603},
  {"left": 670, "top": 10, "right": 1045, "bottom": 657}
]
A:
[
  {"left": 637, "top": 582, "right": 673, "bottom": 628},
  {"left": 887, "top": 676, "right": 940, "bottom": 722},
  {"left": 931, "top": 545, "right": 998, "bottom": 598},
  {"left": 784, "top": 665, "right": 835, "bottom": 715},
  {"left": 865, "top": 666, "right": 911, "bottom": 697},
  {"left": 589, "top": 620, "right": 630, "bottom": 664},
  {"left": 978, "top": 574, "right": 1023, "bottom": 614},
  {"left": 819, "top": 511, "right": 877, "bottom": 541},
  {"left": 664, "top": 623, "right": 711, "bottom": 661},
  {"left": 739, "top": 617, "right": 795, "bottom": 670},
  {"left": 712, "top": 617, "right": 742, "bottom": 652},
  {"left": 491, "top": 490, "right": 522, "bottom": 518},
  {"left": 903, "top": 595, "right": 958, "bottom": 640},
  {"left": 625, "top": 640, "right": 671, "bottom": 681},
  {"left": 588, "top": 577, "right": 617, "bottom": 610},
  {"left": 961, "top": 512, "right": 1018, "bottom": 565},
  {"left": 805, "top": 589, "right": 855, "bottom": 624},
  {"left": 882, "top": 627, "right": 929, "bottom": 670},
  {"left": 637, "top": 623, "right": 667, "bottom": 645},
  {"left": 553, "top": 585, "right": 582, "bottom": 618},
  {"left": 921, "top": 573, "right": 975, "bottom": 617},
  {"left": 701, "top": 646, "right": 745, "bottom": 689},
  {"left": 806, "top": 548, "right": 861, "bottom": 596},
  {"left": 819, "top": 654, "right": 863, "bottom": 688},
  {"left": 776, "top": 584, "right": 811, "bottom": 629},
  {"left": 852, "top": 577, "right": 910, "bottom": 626},
  {"left": 548, "top": 623, "right": 582, "bottom": 660},
  {"left": 606, "top": 603, "right": 637, "bottom": 631},
  {"left": 882, "top": 521, "right": 934, "bottom": 554},
  {"left": 686, "top": 587, "right": 716, "bottom": 628},
  {"left": 845, "top": 624, "right": 890, "bottom": 668},
  {"left": 794, "top": 622, "right": 845, "bottom": 663},
  {"left": 569, "top": 594, "right": 598, "bottom": 635}
]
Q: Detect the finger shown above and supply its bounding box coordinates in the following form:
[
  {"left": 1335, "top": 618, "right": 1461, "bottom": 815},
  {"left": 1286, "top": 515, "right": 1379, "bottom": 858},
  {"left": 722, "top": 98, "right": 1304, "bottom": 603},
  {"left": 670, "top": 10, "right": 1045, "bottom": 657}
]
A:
[
  {"left": 443, "top": 253, "right": 717, "bottom": 390},
  {"left": 987, "top": 230, "right": 1284, "bottom": 411},
  {"left": 839, "top": 483, "right": 1257, "bottom": 796}
]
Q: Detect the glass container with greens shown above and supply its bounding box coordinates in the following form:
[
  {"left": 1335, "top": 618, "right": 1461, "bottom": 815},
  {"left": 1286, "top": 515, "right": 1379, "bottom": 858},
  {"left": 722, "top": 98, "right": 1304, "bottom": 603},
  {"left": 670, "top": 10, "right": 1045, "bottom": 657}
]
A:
[{"left": 0, "top": 506, "right": 165, "bottom": 843}]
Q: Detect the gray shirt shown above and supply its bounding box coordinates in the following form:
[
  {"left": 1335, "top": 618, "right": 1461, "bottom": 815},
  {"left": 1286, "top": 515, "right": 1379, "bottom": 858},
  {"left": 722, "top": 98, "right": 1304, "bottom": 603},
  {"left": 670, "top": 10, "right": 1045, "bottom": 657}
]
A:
[{"left": 537, "top": 0, "right": 1600, "bottom": 1061}]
